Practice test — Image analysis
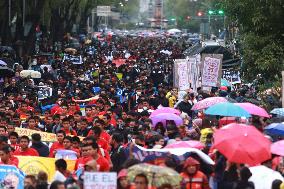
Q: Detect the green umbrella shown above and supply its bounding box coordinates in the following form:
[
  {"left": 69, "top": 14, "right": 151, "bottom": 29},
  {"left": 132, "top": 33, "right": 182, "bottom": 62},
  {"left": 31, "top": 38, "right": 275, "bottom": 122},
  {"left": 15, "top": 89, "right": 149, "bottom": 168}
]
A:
[{"left": 127, "top": 163, "right": 182, "bottom": 188}]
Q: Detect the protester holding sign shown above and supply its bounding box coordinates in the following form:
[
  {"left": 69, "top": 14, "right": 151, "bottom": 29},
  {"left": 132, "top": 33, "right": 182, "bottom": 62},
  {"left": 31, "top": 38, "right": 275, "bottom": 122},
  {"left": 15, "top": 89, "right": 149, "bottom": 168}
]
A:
[{"left": 0, "top": 29, "right": 282, "bottom": 189}]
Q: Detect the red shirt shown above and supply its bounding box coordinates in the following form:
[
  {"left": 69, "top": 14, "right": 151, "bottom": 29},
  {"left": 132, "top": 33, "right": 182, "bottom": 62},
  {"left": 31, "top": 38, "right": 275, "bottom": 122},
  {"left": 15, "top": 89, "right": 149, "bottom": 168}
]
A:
[
  {"left": 75, "top": 156, "right": 93, "bottom": 170},
  {"left": 61, "top": 128, "right": 77, "bottom": 136},
  {"left": 13, "top": 148, "right": 39, "bottom": 156},
  {"left": 96, "top": 156, "right": 110, "bottom": 172},
  {"left": 49, "top": 142, "right": 64, "bottom": 157},
  {"left": 86, "top": 116, "right": 94, "bottom": 123},
  {"left": 97, "top": 137, "right": 109, "bottom": 151},
  {"left": 0, "top": 156, "right": 19, "bottom": 167},
  {"left": 10, "top": 144, "right": 20, "bottom": 151},
  {"left": 100, "top": 131, "right": 111, "bottom": 142}
]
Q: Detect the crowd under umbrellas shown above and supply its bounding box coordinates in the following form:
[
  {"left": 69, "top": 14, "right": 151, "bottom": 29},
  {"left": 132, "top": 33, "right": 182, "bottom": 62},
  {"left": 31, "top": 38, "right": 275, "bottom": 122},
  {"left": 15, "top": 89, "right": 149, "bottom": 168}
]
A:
[{"left": 0, "top": 32, "right": 284, "bottom": 189}]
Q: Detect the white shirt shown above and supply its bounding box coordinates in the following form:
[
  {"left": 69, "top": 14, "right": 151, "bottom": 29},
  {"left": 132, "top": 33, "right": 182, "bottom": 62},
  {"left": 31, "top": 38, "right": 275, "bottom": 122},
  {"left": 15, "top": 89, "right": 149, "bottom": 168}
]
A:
[{"left": 53, "top": 171, "right": 66, "bottom": 182}]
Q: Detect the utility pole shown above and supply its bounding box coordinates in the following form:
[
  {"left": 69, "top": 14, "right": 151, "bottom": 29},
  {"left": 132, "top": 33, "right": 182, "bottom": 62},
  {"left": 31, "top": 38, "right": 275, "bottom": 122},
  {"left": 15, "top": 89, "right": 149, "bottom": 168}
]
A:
[
  {"left": 282, "top": 71, "right": 284, "bottom": 108},
  {"left": 8, "top": 0, "right": 11, "bottom": 26},
  {"left": 23, "top": 0, "right": 26, "bottom": 27}
]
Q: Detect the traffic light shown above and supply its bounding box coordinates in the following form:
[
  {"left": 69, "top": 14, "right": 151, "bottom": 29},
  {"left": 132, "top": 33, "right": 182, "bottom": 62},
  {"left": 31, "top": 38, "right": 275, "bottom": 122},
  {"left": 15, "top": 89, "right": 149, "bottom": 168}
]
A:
[
  {"left": 218, "top": 10, "right": 224, "bottom": 15},
  {"left": 186, "top": 16, "right": 191, "bottom": 20},
  {"left": 197, "top": 11, "right": 203, "bottom": 17},
  {"left": 208, "top": 10, "right": 214, "bottom": 15}
]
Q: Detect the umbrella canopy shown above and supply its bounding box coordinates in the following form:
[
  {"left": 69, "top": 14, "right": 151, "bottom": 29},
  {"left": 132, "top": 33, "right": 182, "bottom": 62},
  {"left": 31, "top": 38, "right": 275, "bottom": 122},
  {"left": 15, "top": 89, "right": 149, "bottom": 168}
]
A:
[
  {"left": 249, "top": 165, "right": 283, "bottom": 189},
  {"left": 271, "top": 108, "right": 284, "bottom": 117},
  {"left": 264, "top": 123, "right": 284, "bottom": 136},
  {"left": 164, "top": 140, "right": 205, "bottom": 150},
  {"left": 192, "top": 97, "right": 228, "bottom": 111},
  {"left": 236, "top": 103, "right": 270, "bottom": 118},
  {"left": 151, "top": 113, "right": 183, "bottom": 127},
  {"left": 127, "top": 163, "right": 182, "bottom": 188},
  {"left": 213, "top": 124, "right": 271, "bottom": 165},
  {"left": 150, "top": 107, "right": 180, "bottom": 118},
  {"left": 167, "top": 28, "right": 181, "bottom": 33},
  {"left": 221, "top": 79, "right": 231, "bottom": 87},
  {"left": 271, "top": 140, "right": 284, "bottom": 156},
  {"left": 205, "top": 102, "right": 251, "bottom": 117},
  {"left": 0, "top": 64, "right": 14, "bottom": 77},
  {"left": 0, "top": 60, "right": 7, "bottom": 66}
]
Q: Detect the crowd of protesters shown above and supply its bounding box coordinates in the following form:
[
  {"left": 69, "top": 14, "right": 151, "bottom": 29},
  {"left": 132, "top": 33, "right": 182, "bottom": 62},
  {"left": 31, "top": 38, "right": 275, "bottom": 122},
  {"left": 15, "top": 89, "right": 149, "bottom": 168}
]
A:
[{"left": 0, "top": 32, "right": 283, "bottom": 189}]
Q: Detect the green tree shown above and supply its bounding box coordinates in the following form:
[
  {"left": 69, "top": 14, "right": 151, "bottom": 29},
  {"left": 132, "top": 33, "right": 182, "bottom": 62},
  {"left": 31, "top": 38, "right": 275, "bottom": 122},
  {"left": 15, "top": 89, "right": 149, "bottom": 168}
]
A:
[
  {"left": 220, "top": 0, "right": 284, "bottom": 85},
  {"left": 0, "top": 0, "right": 119, "bottom": 54}
]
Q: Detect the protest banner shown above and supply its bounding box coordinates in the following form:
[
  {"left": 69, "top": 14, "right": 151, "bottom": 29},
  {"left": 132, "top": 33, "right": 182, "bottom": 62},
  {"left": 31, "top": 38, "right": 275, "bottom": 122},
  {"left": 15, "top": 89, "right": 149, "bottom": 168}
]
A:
[
  {"left": 84, "top": 172, "right": 117, "bottom": 189},
  {"left": 129, "top": 145, "right": 214, "bottom": 165},
  {"left": 201, "top": 54, "right": 223, "bottom": 87},
  {"left": 188, "top": 56, "right": 200, "bottom": 93},
  {"left": 15, "top": 127, "right": 57, "bottom": 142},
  {"left": 62, "top": 54, "right": 83, "bottom": 64},
  {"left": 17, "top": 156, "right": 75, "bottom": 183},
  {"left": 40, "top": 64, "right": 52, "bottom": 71},
  {"left": 38, "top": 86, "right": 53, "bottom": 100},
  {"left": 222, "top": 69, "right": 241, "bottom": 84},
  {"left": 14, "top": 128, "right": 84, "bottom": 142},
  {"left": 0, "top": 165, "right": 25, "bottom": 189},
  {"left": 174, "top": 59, "right": 191, "bottom": 91},
  {"left": 55, "top": 149, "right": 78, "bottom": 160}
]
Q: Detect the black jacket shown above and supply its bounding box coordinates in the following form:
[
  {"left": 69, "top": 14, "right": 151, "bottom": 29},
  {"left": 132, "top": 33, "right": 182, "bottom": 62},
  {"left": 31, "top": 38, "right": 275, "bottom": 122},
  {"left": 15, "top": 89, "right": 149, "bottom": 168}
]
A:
[
  {"left": 110, "top": 145, "right": 127, "bottom": 172},
  {"left": 31, "top": 142, "right": 50, "bottom": 157}
]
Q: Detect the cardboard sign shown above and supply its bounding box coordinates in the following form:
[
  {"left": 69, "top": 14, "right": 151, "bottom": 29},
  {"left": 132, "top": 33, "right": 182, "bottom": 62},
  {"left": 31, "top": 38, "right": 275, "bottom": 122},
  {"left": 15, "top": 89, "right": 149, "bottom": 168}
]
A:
[
  {"left": 38, "top": 86, "right": 52, "bottom": 100},
  {"left": 55, "top": 150, "right": 78, "bottom": 160},
  {"left": 84, "top": 172, "right": 117, "bottom": 189},
  {"left": 174, "top": 59, "right": 191, "bottom": 90},
  {"left": 222, "top": 69, "right": 241, "bottom": 84},
  {"left": 201, "top": 54, "right": 223, "bottom": 87},
  {"left": 63, "top": 54, "right": 83, "bottom": 64}
]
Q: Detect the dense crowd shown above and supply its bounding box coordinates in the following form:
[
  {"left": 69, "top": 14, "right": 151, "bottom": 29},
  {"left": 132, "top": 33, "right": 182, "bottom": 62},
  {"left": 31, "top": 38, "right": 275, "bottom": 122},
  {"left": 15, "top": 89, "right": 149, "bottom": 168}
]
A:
[{"left": 0, "top": 33, "right": 283, "bottom": 189}]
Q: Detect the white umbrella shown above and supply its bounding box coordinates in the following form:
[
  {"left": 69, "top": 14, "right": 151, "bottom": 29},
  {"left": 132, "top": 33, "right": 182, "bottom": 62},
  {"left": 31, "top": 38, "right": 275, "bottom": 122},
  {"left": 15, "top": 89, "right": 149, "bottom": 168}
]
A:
[
  {"left": 249, "top": 165, "right": 283, "bottom": 189},
  {"left": 167, "top": 28, "right": 182, "bottom": 33}
]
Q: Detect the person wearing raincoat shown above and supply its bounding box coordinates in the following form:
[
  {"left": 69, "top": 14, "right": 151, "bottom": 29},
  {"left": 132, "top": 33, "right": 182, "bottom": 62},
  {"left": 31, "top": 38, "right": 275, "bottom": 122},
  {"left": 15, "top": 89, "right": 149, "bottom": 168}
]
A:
[{"left": 180, "top": 157, "right": 210, "bottom": 189}]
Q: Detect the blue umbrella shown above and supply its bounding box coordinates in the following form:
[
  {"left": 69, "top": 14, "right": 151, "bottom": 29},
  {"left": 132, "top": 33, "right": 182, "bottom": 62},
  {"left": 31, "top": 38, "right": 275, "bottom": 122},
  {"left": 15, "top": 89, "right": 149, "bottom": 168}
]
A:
[
  {"left": 221, "top": 79, "right": 231, "bottom": 87},
  {"left": 264, "top": 123, "right": 284, "bottom": 136},
  {"left": 204, "top": 102, "right": 251, "bottom": 117},
  {"left": 271, "top": 108, "right": 284, "bottom": 117}
]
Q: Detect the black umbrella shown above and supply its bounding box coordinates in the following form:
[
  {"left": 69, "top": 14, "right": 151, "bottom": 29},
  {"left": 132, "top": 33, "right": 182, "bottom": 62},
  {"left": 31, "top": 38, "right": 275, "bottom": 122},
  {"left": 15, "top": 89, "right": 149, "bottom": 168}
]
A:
[{"left": 0, "top": 64, "right": 15, "bottom": 77}]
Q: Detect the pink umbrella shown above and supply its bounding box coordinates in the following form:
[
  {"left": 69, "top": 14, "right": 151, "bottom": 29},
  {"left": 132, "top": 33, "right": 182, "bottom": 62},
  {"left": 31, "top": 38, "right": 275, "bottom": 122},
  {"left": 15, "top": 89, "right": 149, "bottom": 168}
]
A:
[
  {"left": 164, "top": 140, "right": 205, "bottom": 150},
  {"left": 236, "top": 103, "right": 270, "bottom": 118},
  {"left": 192, "top": 97, "right": 228, "bottom": 111},
  {"left": 150, "top": 107, "right": 181, "bottom": 118},
  {"left": 271, "top": 140, "right": 284, "bottom": 156},
  {"left": 151, "top": 113, "right": 183, "bottom": 127}
]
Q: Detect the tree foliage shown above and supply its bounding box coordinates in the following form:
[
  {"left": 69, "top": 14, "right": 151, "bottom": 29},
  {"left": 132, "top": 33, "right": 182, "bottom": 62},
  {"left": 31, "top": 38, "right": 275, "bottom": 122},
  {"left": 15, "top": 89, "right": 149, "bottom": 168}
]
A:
[
  {"left": 220, "top": 0, "right": 284, "bottom": 84},
  {"left": 0, "top": 0, "right": 119, "bottom": 54}
]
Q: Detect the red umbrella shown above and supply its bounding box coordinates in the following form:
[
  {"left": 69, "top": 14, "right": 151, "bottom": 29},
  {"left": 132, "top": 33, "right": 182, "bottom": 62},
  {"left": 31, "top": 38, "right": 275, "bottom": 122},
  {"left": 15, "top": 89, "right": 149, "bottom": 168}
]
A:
[{"left": 213, "top": 124, "right": 271, "bottom": 165}]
